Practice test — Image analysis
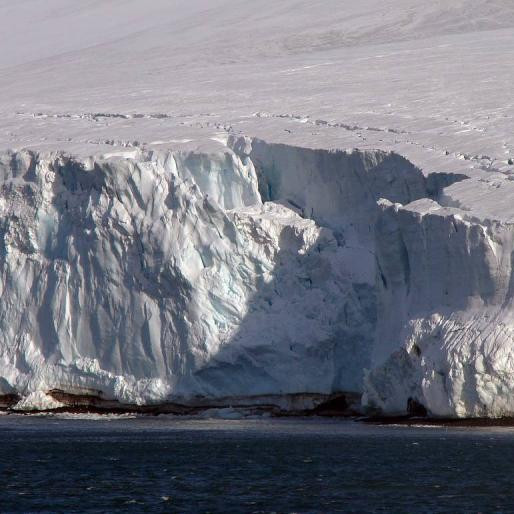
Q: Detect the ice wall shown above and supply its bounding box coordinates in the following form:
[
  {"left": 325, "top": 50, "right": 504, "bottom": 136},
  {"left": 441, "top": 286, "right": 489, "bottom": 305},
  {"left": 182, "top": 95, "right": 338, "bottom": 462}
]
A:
[
  {"left": 0, "top": 142, "right": 430, "bottom": 407},
  {"left": 2, "top": 139, "right": 508, "bottom": 417},
  {"left": 365, "top": 185, "right": 514, "bottom": 418},
  {"left": 0, "top": 148, "right": 268, "bottom": 403}
]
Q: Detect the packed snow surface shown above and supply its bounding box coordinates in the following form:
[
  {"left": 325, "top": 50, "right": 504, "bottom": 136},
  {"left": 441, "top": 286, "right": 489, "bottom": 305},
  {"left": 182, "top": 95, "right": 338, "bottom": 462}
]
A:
[{"left": 1, "top": 0, "right": 514, "bottom": 417}]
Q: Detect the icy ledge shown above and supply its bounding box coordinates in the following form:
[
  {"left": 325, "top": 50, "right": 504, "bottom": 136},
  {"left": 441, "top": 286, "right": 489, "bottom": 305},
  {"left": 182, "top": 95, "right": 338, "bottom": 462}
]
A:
[{"left": 0, "top": 138, "right": 509, "bottom": 418}]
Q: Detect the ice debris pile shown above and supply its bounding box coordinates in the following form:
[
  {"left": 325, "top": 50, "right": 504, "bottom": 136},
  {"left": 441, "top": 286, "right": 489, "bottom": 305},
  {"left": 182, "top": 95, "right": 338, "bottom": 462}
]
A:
[{"left": 1, "top": 136, "right": 514, "bottom": 418}]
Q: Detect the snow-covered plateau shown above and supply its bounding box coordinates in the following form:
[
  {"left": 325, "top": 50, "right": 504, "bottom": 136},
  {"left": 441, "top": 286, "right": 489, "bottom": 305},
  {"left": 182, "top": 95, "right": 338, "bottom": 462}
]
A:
[{"left": 1, "top": 0, "right": 514, "bottom": 417}]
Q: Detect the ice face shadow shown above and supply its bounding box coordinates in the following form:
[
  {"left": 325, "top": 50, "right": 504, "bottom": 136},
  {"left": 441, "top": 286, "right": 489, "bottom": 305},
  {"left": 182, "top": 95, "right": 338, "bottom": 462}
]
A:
[{"left": 184, "top": 228, "right": 376, "bottom": 398}]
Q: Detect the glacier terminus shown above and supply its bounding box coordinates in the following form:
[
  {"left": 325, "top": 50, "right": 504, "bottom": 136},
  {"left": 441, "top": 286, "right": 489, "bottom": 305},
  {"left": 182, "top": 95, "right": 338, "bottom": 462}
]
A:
[{"left": 1, "top": 0, "right": 514, "bottom": 419}]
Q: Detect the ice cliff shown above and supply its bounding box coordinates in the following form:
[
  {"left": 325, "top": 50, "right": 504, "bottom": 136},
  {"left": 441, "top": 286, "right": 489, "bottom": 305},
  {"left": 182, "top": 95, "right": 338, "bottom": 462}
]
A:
[
  {"left": 364, "top": 178, "right": 514, "bottom": 418},
  {"left": 1, "top": 137, "right": 512, "bottom": 418}
]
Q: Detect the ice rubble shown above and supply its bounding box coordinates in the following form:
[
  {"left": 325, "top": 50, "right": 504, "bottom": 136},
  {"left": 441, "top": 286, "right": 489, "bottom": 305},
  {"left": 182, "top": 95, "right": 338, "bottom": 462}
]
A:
[
  {"left": 1, "top": 137, "right": 513, "bottom": 418},
  {"left": 12, "top": 391, "right": 65, "bottom": 411}
]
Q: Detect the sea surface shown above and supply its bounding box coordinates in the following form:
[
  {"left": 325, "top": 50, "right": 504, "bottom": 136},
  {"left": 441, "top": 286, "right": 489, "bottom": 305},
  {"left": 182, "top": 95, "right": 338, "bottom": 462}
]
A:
[{"left": 1, "top": 413, "right": 514, "bottom": 513}]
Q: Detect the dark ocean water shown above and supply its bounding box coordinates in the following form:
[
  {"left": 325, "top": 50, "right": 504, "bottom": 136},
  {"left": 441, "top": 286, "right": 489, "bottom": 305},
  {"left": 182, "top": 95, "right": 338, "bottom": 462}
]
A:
[{"left": 1, "top": 414, "right": 514, "bottom": 513}]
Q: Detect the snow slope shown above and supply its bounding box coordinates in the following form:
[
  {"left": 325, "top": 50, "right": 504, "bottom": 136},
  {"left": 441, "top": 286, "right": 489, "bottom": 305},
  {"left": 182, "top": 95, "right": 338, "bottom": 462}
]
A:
[{"left": 1, "top": 1, "right": 514, "bottom": 416}]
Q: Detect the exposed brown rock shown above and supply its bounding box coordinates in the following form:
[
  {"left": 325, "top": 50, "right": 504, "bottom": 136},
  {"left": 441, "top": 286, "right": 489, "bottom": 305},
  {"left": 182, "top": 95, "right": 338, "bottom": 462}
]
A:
[
  {"left": 0, "top": 393, "right": 21, "bottom": 410},
  {"left": 38, "top": 389, "right": 362, "bottom": 417}
]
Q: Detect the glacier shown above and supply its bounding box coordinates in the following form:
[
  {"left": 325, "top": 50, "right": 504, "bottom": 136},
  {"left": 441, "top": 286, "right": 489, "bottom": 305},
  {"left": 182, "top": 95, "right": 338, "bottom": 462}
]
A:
[
  {"left": 2, "top": 137, "right": 508, "bottom": 419},
  {"left": 1, "top": 0, "right": 514, "bottom": 417},
  {"left": 364, "top": 180, "right": 514, "bottom": 418},
  {"left": 0, "top": 142, "right": 426, "bottom": 407}
]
